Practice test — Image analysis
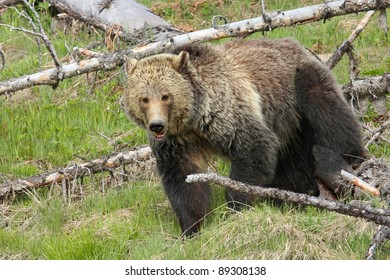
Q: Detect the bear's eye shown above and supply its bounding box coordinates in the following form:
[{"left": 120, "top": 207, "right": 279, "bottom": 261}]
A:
[
  {"left": 161, "top": 95, "right": 169, "bottom": 101},
  {"left": 141, "top": 97, "right": 149, "bottom": 104}
]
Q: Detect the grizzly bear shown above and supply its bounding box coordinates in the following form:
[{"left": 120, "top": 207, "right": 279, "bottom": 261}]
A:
[{"left": 121, "top": 38, "right": 365, "bottom": 237}]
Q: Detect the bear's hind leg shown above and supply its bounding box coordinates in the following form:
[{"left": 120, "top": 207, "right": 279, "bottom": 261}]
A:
[
  {"left": 273, "top": 116, "right": 319, "bottom": 196},
  {"left": 294, "top": 60, "right": 365, "bottom": 161},
  {"left": 226, "top": 126, "right": 279, "bottom": 210}
]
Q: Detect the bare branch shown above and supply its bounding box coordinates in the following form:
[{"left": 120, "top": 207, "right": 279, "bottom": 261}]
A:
[
  {"left": 327, "top": 10, "right": 376, "bottom": 69},
  {"left": 0, "top": 22, "right": 44, "bottom": 37},
  {"left": 0, "top": 146, "right": 153, "bottom": 200},
  {"left": 21, "top": 0, "right": 63, "bottom": 81},
  {"left": 340, "top": 169, "right": 380, "bottom": 197},
  {"left": 260, "top": 0, "right": 272, "bottom": 31},
  {"left": 186, "top": 172, "right": 390, "bottom": 227},
  {"left": 0, "top": 47, "right": 4, "bottom": 71},
  {"left": 363, "top": 121, "right": 390, "bottom": 147},
  {"left": 366, "top": 225, "right": 390, "bottom": 259}
]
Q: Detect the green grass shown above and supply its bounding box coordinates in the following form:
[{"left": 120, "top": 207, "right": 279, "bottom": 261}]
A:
[
  {"left": 0, "top": 0, "right": 389, "bottom": 260},
  {"left": 0, "top": 82, "right": 138, "bottom": 176},
  {"left": 1, "top": 183, "right": 385, "bottom": 260}
]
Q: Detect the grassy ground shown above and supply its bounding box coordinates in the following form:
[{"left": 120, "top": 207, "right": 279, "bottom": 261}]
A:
[{"left": 0, "top": 0, "right": 389, "bottom": 259}]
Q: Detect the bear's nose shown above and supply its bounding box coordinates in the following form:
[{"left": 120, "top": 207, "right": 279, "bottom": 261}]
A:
[{"left": 149, "top": 121, "right": 165, "bottom": 133}]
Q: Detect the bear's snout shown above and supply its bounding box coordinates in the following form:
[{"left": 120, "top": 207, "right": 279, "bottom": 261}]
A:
[
  {"left": 149, "top": 120, "right": 167, "bottom": 141},
  {"left": 149, "top": 121, "right": 165, "bottom": 133}
]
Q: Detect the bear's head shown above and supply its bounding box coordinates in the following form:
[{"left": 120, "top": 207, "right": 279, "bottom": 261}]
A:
[{"left": 122, "top": 51, "right": 195, "bottom": 142}]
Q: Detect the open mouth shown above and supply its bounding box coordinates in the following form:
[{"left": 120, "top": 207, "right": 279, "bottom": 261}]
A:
[{"left": 152, "top": 131, "right": 166, "bottom": 142}]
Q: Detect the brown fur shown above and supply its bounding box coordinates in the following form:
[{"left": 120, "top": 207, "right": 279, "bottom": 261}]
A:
[{"left": 121, "top": 38, "right": 365, "bottom": 236}]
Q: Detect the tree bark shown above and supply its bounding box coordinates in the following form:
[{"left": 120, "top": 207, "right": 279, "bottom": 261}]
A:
[
  {"left": 0, "top": 0, "right": 20, "bottom": 7},
  {"left": 47, "top": 0, "right": 175, "bottom": 44},
  {"left": 366, "top": 225, "right": 390, "bottom": 259},
  {"left": 1, "top": 0, "right": 389, "bottom": 95},
  {"left": 342, "top": 73, "right": 390, "bottom": 99},
  {"left": 49, "top": 0, "right": 169, "bottom": 33},
  {"left": 186, "top": 173, "right": 390, "bottom": 227}
]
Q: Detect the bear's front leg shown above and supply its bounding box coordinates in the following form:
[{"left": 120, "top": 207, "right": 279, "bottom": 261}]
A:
[{"left": 152, "top": 141, "right": 211, "bottom": 237}]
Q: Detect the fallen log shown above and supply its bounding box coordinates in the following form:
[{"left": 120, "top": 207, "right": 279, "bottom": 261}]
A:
[
  {"left": 1, "top": 0, "right": 169, "bottom": 33},
  {"left": 0, "top": 146, "right": 152, "bottom": 199},
  {"left": 47, "top": 0, "right": 175, "bottom": 44},
  {"left": 185, "top": 172, "right": 390, "bottom": 227},
  {"left": 49, "top": 0, "right": 169, "bottom": 33},
  {"left": 1, "top": 0, "right": 389, "bottom": 95},
  {"left": 342, "top": 73, "right": 390, "bottom": 114},
  {"left": 342, "top": 73, "right": 390, "bottom": 99}
]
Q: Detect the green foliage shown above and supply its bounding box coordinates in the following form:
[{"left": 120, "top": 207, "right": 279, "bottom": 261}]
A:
[{"left": 0, "top": 0, "right": 389, "bottom": 260}]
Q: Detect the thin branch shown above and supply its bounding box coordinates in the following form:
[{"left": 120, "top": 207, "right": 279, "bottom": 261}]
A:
[
  {"left": 21, "top": 0, "right": 63, "bottom": 81},
  {"left": 0, "top": 47, "right": 4, "bottom": 71},
  {"left": 260, "top": 0, "right": 272, "bottom": 31},
  {"left": 365, "top": 131, "right": 383, "bottom": 148},
  {"left": 327, "top": 10, "right": 376, "bottom": 69},
  {"left": 363, "top": 121, "right": 390, "bottom": 147},
  {"left": 0, "top": 1, "right": 63, "bottom": 81},
  {"left": 340, "top": 169, "right": 380, "bottom": 197},
  {"left": 186, "top": 173, "right": 390, "bottom": 227},
  {"left": 0, "top": 22, "right": 44, "bottom": 37}
]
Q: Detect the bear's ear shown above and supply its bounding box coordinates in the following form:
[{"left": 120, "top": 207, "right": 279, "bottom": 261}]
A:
[
  {"left": 172, "top": 51, "right": 189, "bottom": 71},
  {"left": 124, "top": 56, "right": 138, "bottom": 76}
]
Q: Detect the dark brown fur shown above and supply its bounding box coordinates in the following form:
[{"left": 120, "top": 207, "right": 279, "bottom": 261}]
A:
[{"left": 121, "top": 38, "right": 365, "bottom": 237}]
